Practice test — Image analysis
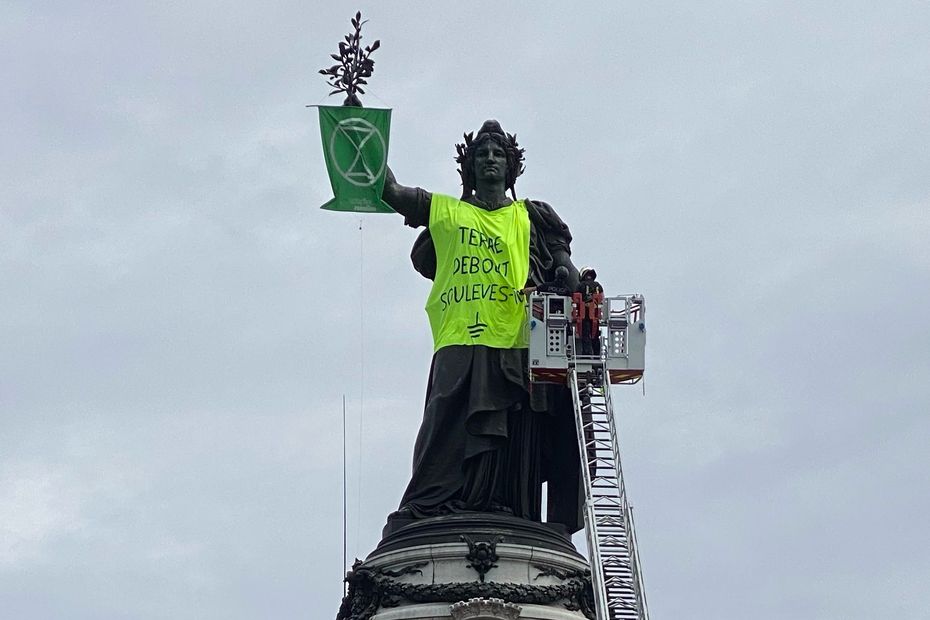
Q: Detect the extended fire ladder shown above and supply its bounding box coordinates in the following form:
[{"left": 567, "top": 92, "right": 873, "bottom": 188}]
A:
[{"left": 528, "top": 293, "right": 649, "bottom": 620}]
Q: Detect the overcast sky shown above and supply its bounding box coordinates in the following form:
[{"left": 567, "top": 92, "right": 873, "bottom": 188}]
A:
[{"left": 2, "top": 2, "right": 929, "bottom": 618}]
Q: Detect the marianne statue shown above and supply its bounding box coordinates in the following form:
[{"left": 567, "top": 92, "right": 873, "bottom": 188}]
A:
[{"left": 382, "top": 120, "right": 585, "bottom": 533}]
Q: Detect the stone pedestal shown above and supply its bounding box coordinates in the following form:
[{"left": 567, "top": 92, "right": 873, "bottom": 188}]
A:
[{"left": 337, "top": 514, "right": 594, "bottom": 620}]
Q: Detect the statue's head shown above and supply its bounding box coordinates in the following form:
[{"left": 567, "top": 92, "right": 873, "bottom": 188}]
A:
[{"left": 455, "top": 120, "right": 526, "bottom": 199}]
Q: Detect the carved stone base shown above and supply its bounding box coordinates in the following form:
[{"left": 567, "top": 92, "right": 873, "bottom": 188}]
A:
[
  {"left": 336, "top": 514, "right": 594, "bottom": 620},
  {"left": 450, "top": 598, "right": 521, "bottom": 620}
]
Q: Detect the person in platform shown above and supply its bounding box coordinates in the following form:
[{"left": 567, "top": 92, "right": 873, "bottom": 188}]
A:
[
  {"left": 523, "top": 265, "right": 573, "bottom": 297},
  {"left": 381, "top": 120, "right": 584, "bottom": 531},
  {"left": 576, "top": 266, "right": 605, "bottom": 356}
]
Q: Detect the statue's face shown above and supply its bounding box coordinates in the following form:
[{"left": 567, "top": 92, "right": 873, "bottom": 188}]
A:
[{"left": 473, "top": 140, "right": 508, "bottom": 185}]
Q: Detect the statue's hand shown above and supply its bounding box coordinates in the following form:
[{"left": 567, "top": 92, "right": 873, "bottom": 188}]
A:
[{"left": 343, "top": 93, "right": 363, "bottom": 107}]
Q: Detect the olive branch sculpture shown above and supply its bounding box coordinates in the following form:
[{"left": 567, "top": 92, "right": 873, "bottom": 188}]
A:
[{"left": 319, "top": 11, "right": 380, "bottom": 107}]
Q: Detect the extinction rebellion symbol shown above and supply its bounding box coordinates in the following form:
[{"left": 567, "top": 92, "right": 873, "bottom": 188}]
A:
[{"left": 328, "top": 117, "right": 387, "bottom": 188}]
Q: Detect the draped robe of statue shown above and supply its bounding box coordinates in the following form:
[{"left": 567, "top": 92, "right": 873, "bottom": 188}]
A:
[{"left": 394, "top": 188, "right": 583, "bottom": 533}]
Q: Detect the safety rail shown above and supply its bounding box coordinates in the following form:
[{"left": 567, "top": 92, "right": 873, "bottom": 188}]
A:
[{"left": 527, "top": 293, "right": 645, "bottom": 385}]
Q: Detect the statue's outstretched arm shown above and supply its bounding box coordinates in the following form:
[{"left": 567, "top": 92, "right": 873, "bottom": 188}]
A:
[{"left": 382, "top": 166, "right": 431, "bottom": 228}]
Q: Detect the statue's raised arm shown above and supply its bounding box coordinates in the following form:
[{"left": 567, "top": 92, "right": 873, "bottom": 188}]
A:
[{"left": 381, "top": 166, "right": 432, "bottom": 228}]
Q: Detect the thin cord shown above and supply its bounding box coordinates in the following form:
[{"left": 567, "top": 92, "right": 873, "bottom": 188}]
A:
[
  {"left": 355, "top": 218, "right": 365, "bottom": 555},
  {"left": 342, "top": 394, "right": 347, "bottom": 596},
  {"left": 304, "top": 94, "right": 333, "bottom": 108},
  {"left": 362, "top": 88, "right": 391, "bottom": 108}
]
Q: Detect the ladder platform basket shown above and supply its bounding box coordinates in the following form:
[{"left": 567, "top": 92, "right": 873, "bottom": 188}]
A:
[{"left": 527, "top": 292, "right": 645, "bottom": 385}]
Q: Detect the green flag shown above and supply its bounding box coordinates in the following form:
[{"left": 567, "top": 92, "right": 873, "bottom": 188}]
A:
[{"left": 318, "top": 106, "right": 393, "bottom": 213}]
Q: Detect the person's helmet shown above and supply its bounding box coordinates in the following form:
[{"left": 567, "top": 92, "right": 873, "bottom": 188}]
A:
[
  {"left": 554, "top": 265, "right": 569, "bottom": 281},
  {"left": 580, "top": 266, "right": 597, "bottom": 280}
]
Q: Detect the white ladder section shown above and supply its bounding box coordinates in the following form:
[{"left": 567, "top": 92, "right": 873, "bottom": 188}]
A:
[{"left": 570, "top": 365, "right": 650, "bottom": 620}]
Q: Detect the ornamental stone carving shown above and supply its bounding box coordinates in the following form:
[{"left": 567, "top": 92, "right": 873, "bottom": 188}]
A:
[
  {"left": 450, "top": 597, "right": 521, "bottom": 620},
  {"left": 462, "top": 535, "right": 503, "bottom": 582}
]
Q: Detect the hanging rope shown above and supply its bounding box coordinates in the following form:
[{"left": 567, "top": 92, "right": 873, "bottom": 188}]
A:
[{"left": 355, "top": 217, "right": 365, "bottom": 557}]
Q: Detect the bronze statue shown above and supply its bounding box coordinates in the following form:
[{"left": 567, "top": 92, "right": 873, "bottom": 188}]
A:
[
  {"left": 318, "top": 13, "right": 584, "bottom": 532},
  {"left": 382, "top": 121, "right": 585, "bottom": 532}
]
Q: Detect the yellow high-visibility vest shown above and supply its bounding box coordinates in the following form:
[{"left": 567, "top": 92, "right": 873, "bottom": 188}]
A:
[{"left": 425, "top": 193, "right": 530, "bottom": 351}]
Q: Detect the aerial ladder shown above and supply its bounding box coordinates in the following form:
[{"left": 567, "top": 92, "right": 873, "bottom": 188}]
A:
[{"left": 528, "top": 292, "right": 649, "bottom": 620}]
